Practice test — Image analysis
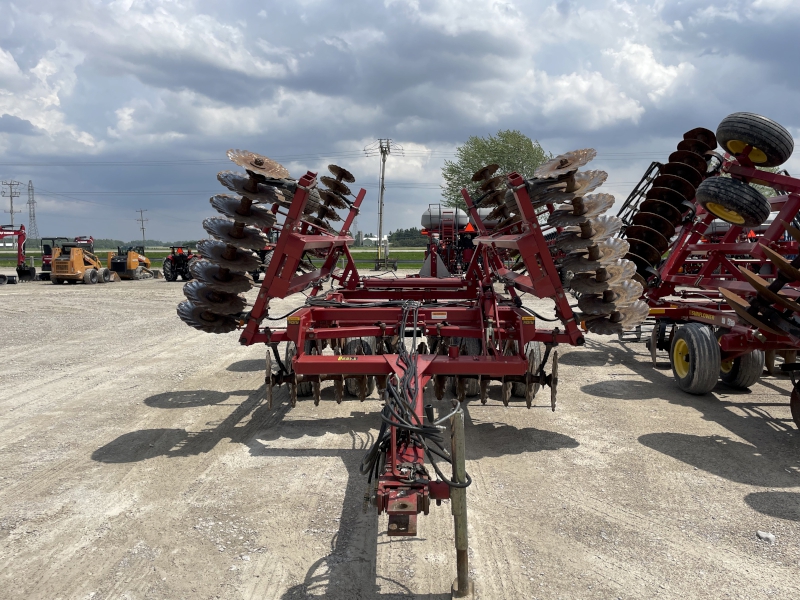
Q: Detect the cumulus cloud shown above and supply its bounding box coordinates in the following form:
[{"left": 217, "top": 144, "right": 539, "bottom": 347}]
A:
[
  {"left": 604, "top": 41, "right": 693, "bottom": 102},
  {"left": 0, "top": 113, "right": 42, "bottom": 135},
  {"left": 0, "top": 0, "right": 797, "bottom": 239}
]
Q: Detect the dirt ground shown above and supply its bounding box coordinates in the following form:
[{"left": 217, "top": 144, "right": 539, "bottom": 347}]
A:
[{"left": 1, "top": 272, "right": 799, "bottom": 600}]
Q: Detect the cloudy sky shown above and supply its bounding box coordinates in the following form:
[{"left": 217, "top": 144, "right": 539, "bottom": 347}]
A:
[{"left": 1, "top": 0, "right": 798, "bottom": 242}]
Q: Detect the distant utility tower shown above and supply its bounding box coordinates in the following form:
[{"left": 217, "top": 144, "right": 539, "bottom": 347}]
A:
[
  {"left": 136, "top": 209, "right": 148, "bottom": 245},
  {"left": 364, "top": 139, "right": 403, "bottom": 262},
  {"left": 1, "top": 180, "right": 22, "bottom": 227},
  {"left": 27, "top": 181, "right": 39, "bottom": 239}
]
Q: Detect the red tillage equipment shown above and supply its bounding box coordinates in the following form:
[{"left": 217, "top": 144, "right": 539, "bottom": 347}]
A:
[
  {"left": 615, "top": 112, "right": 800, "bottom": 426},
  {"left": 0, "top": 224, "right": 35, "bottom": 284},
  {"left": 176, "top": 148, "right": 647, "bottom": 594}
]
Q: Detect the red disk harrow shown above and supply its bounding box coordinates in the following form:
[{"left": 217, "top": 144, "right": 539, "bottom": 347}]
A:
[
  {"left": 177, "top": 147, "right": 647, "bottom": 593},
  {"left": 613, "top": 112, "right": 800, "bottom": 427}
]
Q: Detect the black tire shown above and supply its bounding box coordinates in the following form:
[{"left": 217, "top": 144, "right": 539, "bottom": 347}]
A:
[
  {"left": 450, "top": 337, "right": 481, "bottom": 397},
  {"left": 696, "top": 177, "right": 770, "bottom": 227},
  {"left": 720, "top": 349, "right": 764, "bottom": 389},
  {"left": 0, "top": 274, "right": 6, "bottom": 285},
  {"left": 512, "top": 341, "right": 542, "bottom": 398},
  {"left": 185, "top": 257, "right": 198, "bottom": 281},
  {"left": 716, "top": 112, "right": 794, "bottom": 168},
  {"left": 83, "top": 269, "right": 98, "bottom": 284},
  {"left": 670, "top": 323, "right": 720, "bottom": 395},
  {"left": 97, "top": 268, "right": 111, "bottom": 283},
  {"left": 344, "top": 338, "right": 376, "bottom": 397},
  {"left": 163, "top": 258, "right": 177, "bottom": 282}
]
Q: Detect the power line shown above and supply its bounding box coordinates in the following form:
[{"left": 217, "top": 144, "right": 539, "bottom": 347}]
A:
[
  {"left": 27, "top": 180, "right": 39, "bottom": 239},
  {"left": 364, "top": 139, "right": 404, "bottom": 262},
  {"left": 1, "top": 180, "right": 22, "bottom": 227},
  {"left": 136, "top": 209, "right": 148, "bottom": 245},
  {"left": 0, "top": 148, "right": 678, "bottom": 168}
]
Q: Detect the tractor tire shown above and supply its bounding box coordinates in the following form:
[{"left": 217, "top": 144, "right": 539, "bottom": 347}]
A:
[
  {"left": 450, "top": 337, "right": 481, "bottom": 397},
  {"left": 98, "top": 268, "right": 111, "bottom": 283},
  {"left": 344, "top": 338, "right": 377, "bottom": 397},
  {"left": 670, "top": 323, "right": 720, "bottom": 395},
  {"left": 512, "top": 341, "right": 542, "bottom": 398},
  {"left": 696, "top": 176, "right": 770, "bottom": 228},
  {"left": 720, "top": 349, "right": 764, "bottom": 389},
  {"left": 181, "top": 257, "right": 197, "bottom": 281},
  {"left": 0, "top": 274, "right": 6, "bottom": 285},
  {"left": 83, "top": 269, "right": 98, "bottom": 284},
  {"left": 716, "top": 112, "right": 794, "bottom": 168},
  {"left": 163, "top": 258, "right": 177, "bottom": 281}
]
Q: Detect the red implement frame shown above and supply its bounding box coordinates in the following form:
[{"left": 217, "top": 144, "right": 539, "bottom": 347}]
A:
[
  {"left": 234, "top": 168, "right": 581, "bottom": 525},
  {"left": 228, "top": 167, "right": 585, "bottom": 593},
  {"left": 645, "top": 155, "right": 800, "bottom": 362}
]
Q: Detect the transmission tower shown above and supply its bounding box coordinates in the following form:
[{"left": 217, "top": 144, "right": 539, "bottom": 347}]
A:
[
  {"left": 1, "top": 180, "right": 22, "bottom": 227},
  {"left": 136, "top": 209, "right": 148, "bottom": 246},
  {"left": 27, "top": 181, "right": 39, "bottom": 240},
  {"left": 364, "top": 139, "right": 403, "bottom": 262}
]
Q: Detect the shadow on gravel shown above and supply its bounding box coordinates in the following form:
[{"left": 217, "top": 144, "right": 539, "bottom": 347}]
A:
[
  {"left": 226, "top": 358, "right": 264, "bottom": 372},
  {"left": 93, "top": 386, "right": 267, "bottom": 462},
  {"left": 638, "top": 432, "right": 799, "bottom": 488},
  {"left": 96, "top": 380, "right": 577, "bottom": 597},
  {"left": 575, "top": 338, "right": 800, "bottom": 517},
  {"left": 247, "top": 400, "right": 577, "bottom": 599},
  {"left": 558, "top": 350, "right": 612, "bottom": 367},
  {"left": 464, "top": 419, "right": 579, "bottom": 459},
  {"left": 144, "top": 389, "right": 230, "bottom": 408},
  {"left": 744, "top": 491, "right": 800, "bottom": 521}
]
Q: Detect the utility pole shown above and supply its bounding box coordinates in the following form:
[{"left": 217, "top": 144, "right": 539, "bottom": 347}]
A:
[
  {"left": 136, "top": 209, "right": 148, "bottom": 246},
  {"left": 1, "top": 180, "right": 22, "bottom": 228},
  {"left": 27, "top": 181, "right": 39, "bottom": 240},
  {"left": 364, "top": 139, "right": 403, "bottom": 265}
]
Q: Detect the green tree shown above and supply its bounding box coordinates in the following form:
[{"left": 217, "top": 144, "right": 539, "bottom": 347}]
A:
[
  {"left": 441, "top": 130, "right": 552, "bottom": 209},
  {"left": 388, "top": 227, "right": 427, "bottom": 247}
]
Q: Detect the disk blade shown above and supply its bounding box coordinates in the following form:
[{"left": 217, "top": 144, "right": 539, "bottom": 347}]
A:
[
  {"left": 210, "top": 194, "right": 277, "bottom": 229},
  {"left": 190, "top": 260, "right": 253, "bottom": 294},
  {"left": 203, "top": 217, "right": 269, "bottom": 251},
  {"left": 320, "top": 176, "right": 351, "bottom": 196},
  {"left": 534, "top": 149, "right": 597, "bottom": 179},
  {"left": 177, "top": 300, "right": 239, "bottom": 334},
  {"left": 555, "top": 215, "right": 622, "bottom": 251},
  {"left": 217, "top": 171, "right": 284, "bottom": 204},
  {"left": 183, "top": 280, "right": 247, "bottom": 315},
  {"left": 197, "top": 239, "right": 261, "bottom": 273},
  {"left": 227, "top": 149, "right": 290, "bottom": 179},
  {"left": 547, "top": 193, "right": 615, "bottom": 227},
  {"left": 472, "top": 164, "right": 500, "bottom": 181},
  {"left": 328, "top": 164, "right": 355, "bottom": 183}
]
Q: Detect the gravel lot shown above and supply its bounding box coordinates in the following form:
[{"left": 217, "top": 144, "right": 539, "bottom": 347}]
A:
[{"left": 1, "top": 273, "right": 799, "bottom": 599}]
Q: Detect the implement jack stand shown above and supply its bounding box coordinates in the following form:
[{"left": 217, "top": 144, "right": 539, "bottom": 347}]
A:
[{"left": 451, "top": 410, "right": 476, "bottom": 599}]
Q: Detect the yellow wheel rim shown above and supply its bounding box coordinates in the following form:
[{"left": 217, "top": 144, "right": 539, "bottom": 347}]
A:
[
  {"left": 720, "top": 359, "right": 734, "bottom": 374},
  {"left": 673, "top": 338, "right": 690, "bottom": 378},
  {"left": 726, "top": 140, "right": 768, "bottom": 164},
  {"left": 706, "top": 202, "right": 746, "bottom": 225}
]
